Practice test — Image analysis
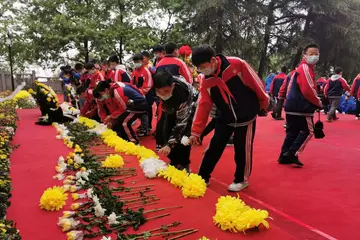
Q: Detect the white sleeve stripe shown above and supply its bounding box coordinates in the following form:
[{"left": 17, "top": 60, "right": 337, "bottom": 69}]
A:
[
  {"left": 303, "top": 64, "right": 318, "bottom": 97},
  {"left": 243, "top": 60, "right": 267, "bottom": 95},
  {"left": 114, "top": 90, "right": 126, "bottom": 110}
]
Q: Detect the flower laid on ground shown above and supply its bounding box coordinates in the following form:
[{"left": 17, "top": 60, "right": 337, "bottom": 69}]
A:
[
  {"left": 58, "top": 217, "right": 80, "bottom": 232},
  {"left": 140, "top": 157, "right": 168, "bottom": 178},
  {"left": 213, "top": 195, "right": 270, "bottom": 233},
  {"left": 39, "top": 186, "right": 68, "bottom": 211},
  {"left": 67, "top": 230, "right": 84, "bottom": 240},
  {"left": 101, "top": 154, "right": 124, "bottom": 168},
  {"left": 181, "top": 173, "right": 207, "bottom": 198},
  {"left": 158, "top": 165, "right": 188, "bottom": 188}
]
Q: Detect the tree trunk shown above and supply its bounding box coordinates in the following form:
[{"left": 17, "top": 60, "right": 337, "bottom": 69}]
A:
[
  {"left": 258, "top": 0, "right": 275, "bottom": 79},
  {"left": 118, "top": 0, "right": 125, "bottom": 64},
  {"left": 84, "top": 39, "right": 89, "bottom": 63},
  {"left": 214, "top": 8, "right": 224, "bottom": 53},
  {"left": 291, "top": 7, "right": 313, "bottom": 69}
]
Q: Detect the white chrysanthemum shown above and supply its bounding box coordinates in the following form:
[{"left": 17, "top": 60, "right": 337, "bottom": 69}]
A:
[
  {"left": 140, "top": 158, "right": 168, "bottom": 178},
  {"left": 76, "top": 179, "right": 86, "bottom": 186},
  {"left": 94, "top": 203, "right": 105, "bottom": 217},
  {"left": 101, "top": 237, "right": 111, "bottom": 240},
  {"left": 181, "top": 136, "right": 190, "bottom": 146},
  {"left": 87, "top": 188, "right": 94, "bottom": 199},
  {"left": 58, "top": 156, "right": 65, "bottom": 163},
  {"left": 92, "top": 195, "right": 100, "bottom": 205},
  {"left": 107, "top": 212, "right": 119, "bottom": 225},
  {"left": 74, "top": 155, "right": 84, "bottom": 164},
  {"left": 53, "top": 173, "right": 65, "bottom": 180}
]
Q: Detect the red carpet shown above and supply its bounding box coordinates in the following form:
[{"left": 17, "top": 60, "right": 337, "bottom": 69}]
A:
[
  {"left": 141, "top": 113, "right": 360, "bottom": 240},
  {"left": 7, "top": 109, "right": 297, "bottom": 240}
]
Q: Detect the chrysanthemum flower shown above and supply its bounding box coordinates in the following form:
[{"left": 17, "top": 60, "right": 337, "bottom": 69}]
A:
[{"left": 39, "top": 186, "right": 68, "bottom": 211}]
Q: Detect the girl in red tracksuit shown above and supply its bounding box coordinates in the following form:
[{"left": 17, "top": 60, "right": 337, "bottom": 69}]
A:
[{"left": 190, "top": 45, "right": 269, "bottom": 192}]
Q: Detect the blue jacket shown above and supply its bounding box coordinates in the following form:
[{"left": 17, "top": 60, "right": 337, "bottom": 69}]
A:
[
  {"left": 324, "top": 75, "right": 350, "bottom": 98},
  {"left": 265, "top": 73, "right": 275, "bottom": 92}
]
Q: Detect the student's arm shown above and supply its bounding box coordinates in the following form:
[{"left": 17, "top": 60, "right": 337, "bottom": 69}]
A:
[
  {"left": 191, "top": 84, "right": 213, "bottom": 138},
  {"left": 140, "top": 68, "right": 153, "bottom": 95},
  {"left": 298, "top": 65, "right": 322, "bottom": 107},
  {"left": 340, "top": 78, "right": 351, "bottom": 92},
  {"left": 96, "top": 100, "right": 108, "bottom": 122},
  {"left": 111, "top": 90, "right": 127, "bottom": 119}
]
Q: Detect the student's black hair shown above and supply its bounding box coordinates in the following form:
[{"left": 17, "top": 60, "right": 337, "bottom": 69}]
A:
[
  {"left": 76, "top": 85, "right": 87, "bottom": 95},
  {"left": 152, "top": 44, "right": 164, "bottom": 53},
  {"left": 75, "top": 63, "right": 84, "bottom": 71},
  {"left": 281, "top": 66, "right": 287, "bottom": 73},
  {"left": 102, "top": 60, "right": 109, "bottom": 65},
  {"left": 164, "top": 42, "right": 178, "bottom": 55},
  {"left": 153, "top": 71, "right": 174, "bottom": 89},
  {"left": 93, "top": 80, "right": 111, "bottom": 98},
  {"left": 303, "top": 44, "right": 319, "bottom": 54},
  {"left": 335, "top": 67, "right": 343, "bottom": 74},
  {"left": 84, "top": 62, "right": 95, "bottom": 70},
  {"left": 191, "top": 45, "right": 216, "bottom": 67},
  {"left": 133, "top": 53, "right": 144, "bottom": 62},
  {"left": 108, "top": 55, "right": 120, "bottom": 63},
  {"left": 90, "top": 58, "right": 100, "bottom": 64},
  {"left": 141, "top": 51, "right": 151, "bottom": 58}
]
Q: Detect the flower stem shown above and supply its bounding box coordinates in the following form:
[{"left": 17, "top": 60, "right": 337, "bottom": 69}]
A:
[
  {"left": 143, "top": 206, "right": 183, "bottom": 214},
  {"left": 145, "top": 212, "right": 171, "bottom": 221},
  {"left": 166, "top": 229, "right": 198, "bottom": 240}
]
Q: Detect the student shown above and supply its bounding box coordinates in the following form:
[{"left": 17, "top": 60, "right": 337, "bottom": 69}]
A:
[
  {"left": 108, "top": 55, "right": 131, "bottom": 83},
  {"left": 84, "top": 62, "right": 105, "bottom": 89},
  {"left": 350, "top": 74, "right": 360, "bottom": 119},
  {"left": 93, "top": 81, "right": 148, "bottom": 144},
  {"left": 270, "top": 66, "right": 287, "bottom": 120},
  {"left": 141, "top": 51, "right": 154, "bottom": 69},
  {"left": 324, "top": 67, "right": 350, "bottom": 122},
  {"left": 131, "top": 53, "right": 154, "bottom": 136},
  {"left": 156, "top": 42, "right": 193, "bottom": 84},
  {"left": 278, "top": 44, "right": 322, "bottom": 166},
  {"left": 153, "top": 71, "right": 197, "bottom": 172},
  {"left": 77, "top": 85, "right": 100, "bottom": 122},
  {"left": 101, "top": 60, "right": 114, "bottom": 81},
  {"left": 189, "top": 45, "right": 269, "bottom": 192},
  {"left": 152, "top": 44, "right": 165, "bottom": 68}
]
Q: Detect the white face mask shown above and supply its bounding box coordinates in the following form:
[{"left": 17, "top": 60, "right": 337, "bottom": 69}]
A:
[
  {"left": 201, "top": 67, "right": 216, "bottom": 76},
  {"left": 134, "top": 62, "right": 143, "bottom": 69},
  {"left": 306, "top": 55, "right": 319, "bottom": 65},
  {"left": 159, "top": 94, "right": 172, "bottom": 101}
]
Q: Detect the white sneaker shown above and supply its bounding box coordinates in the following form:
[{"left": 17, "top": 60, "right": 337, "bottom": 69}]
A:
[{"left": 228, "top": 181, "right": 249, "bottom": 192}]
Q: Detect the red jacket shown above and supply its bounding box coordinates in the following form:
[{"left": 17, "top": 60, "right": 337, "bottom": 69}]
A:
[
  {"left": 88, "top": 71, "right": 104, "bottom": 89},
  {"left": 80, "top": 89, "right": 97, "bottom": 118},
  {"left": 131, "top": 66, "right": 153, "bottom": 95},
  {"left": 350, "top": 74, "right": 360, "bottom": 97},
  {"left": 191, "top": 55, "right": 269, "bottom": 137},
  {"left": 357, "top": 87, "right": 360, "bottom": 99},
  {"left": 270, "top": 72, "right": 287, "bottom": 97},
  {"left": 108, "top": 66, "right": 131, "bottom": 83},
  {"left": 156, "top": 55, "right": 193, "bottom": 84}
]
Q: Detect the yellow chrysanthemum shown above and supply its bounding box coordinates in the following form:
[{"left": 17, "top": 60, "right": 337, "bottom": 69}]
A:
[
  {"left": 101, "top": 154, "right": 124, "bottom": 168},
  {"left": 39, "top": 186, "right": 68, "bottom": 211},
  {"left": 72, "top": 193, "right": 79, "bottom": 201},
  {"left": 74, "top": 144, "right": 82, "bottom": 153},
  {"left": 158, "top": 165, "right": 187, "bottom": 188},
  {"left": 181, "top": 173, "right": 207, "bottom": 198},
  {"left": 13, "top": 90, "right": 32, "bottom": 101},
  {"left": 28, "top": 88, "right": 34, "bottom": 94},
  {"left": 213, "top": 195, "right": 270, "bottom": 233}
]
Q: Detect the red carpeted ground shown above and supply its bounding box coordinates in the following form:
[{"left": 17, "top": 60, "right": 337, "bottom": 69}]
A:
[{"left": 7, "top": 108, "right": 360, "bottom": 240}]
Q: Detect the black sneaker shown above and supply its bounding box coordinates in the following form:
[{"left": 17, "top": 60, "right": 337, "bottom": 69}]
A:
[
  {"left": 283, "top": 152, "right": 303, "bottom": 166},
  {"left": 276, "top": 117, "right": 285, "bottom": 120},
  {"left": 156, "top": 145, "right": 162, "bottom": 152},
  {"left": 138, "top": 130, "right": 149, "bottom": 137},
  {"left": 278, "top": 155, "right": 293, "bottom": 164}
]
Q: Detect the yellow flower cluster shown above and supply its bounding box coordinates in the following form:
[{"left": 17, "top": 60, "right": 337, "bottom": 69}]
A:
[
  {"left": 39, "top": 186, "right": 68, "bottom": 211},
  {"left": 13, "top": 90, "right": 32, "bottom": 101},
  {"left": 101, "top": 154, "right": 125, "bottom": 168},
  {"left": 158, "top": 168, "right": 207, "bottom": 198},
  {"left": 213, "top": 195, "right": 270, "bottom": 233},
  {"left": 78, "top": 117, "right": 207, "bottom": 198}
]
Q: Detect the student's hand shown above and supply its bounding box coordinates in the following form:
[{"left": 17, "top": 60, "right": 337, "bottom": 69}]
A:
[
  {"left": 189, "top": 135, "right": 200, "bottom": 146},
  {"left": 104, "top": 115, "right": 112, "bottom": 124},
  {"left": 106, "top": 121, "right": 113, "bottom": 129},
  {"left": 158, "top": 146, "right": 171, "bottom": 156}
]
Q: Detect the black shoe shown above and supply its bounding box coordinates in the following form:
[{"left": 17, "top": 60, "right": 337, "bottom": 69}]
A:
[
  {"left": 278, "top": 155, "right": 293, "bottom": 164},
  {"left": 271, "top": 113, "right": 276, "bottom": 119},
  {"left": 283, "top": 152, "right": 303, "bottom": 166},
  {"left": 138, "top": 130, "right": 149, "bottom": 137},
  {"left": 276, "top": 117, "right": 284, "bottom": 120},
  {"left": 156, "top": 145, "right": 161, "bottom": 152}
]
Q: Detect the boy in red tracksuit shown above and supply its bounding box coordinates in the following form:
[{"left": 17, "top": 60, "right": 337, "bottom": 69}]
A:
[
  {"left": 270, "top": 66, "right": 287, "bottom": 120},
  {"left": 324, "top": 67, "right": 350, "bottom": 122},
  {"left": 101, "top": 60, "right": 114, "bottom": 81},
  {"left": 189, "top": 45, "right": 269, "bottom": 192},
  {"left": 350, "top": 74, "right": 360, "bottom": 119},
  {"left": 156, "top": 42, "right": 193, "bottom": 84},
  {"left": 77, "top": 85, "right": 100, "bottom": 121},
  {"left": 93, "top": 81, "right": 148, "bottom": 144},
  {"left": 132, "top": 53, "right": 154, "bottom": 136},
  {"left": 107, "top": 55, "right": 131, "bottom": 83},
  {"left": 279, "top": 44, "right": 322, "bottom": 166}
]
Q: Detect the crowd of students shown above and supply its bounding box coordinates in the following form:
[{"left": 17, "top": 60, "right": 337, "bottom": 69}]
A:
[{"left": 57, "top": 42, "right": 358, "bottom": 192}]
